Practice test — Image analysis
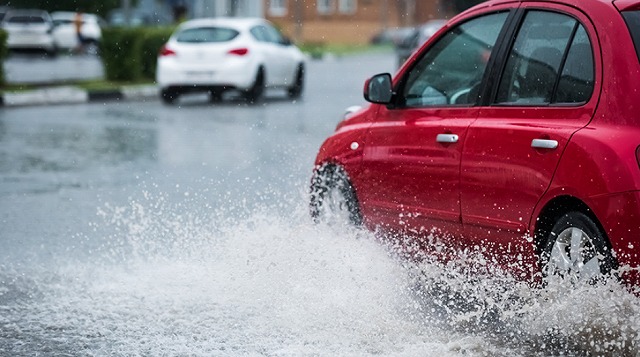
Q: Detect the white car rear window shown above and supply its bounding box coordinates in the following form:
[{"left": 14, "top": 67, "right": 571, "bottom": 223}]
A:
[
  {"left": 176, "top": 27, "right": 239, "bottom": 43},
  {"left": 7, "top": 15, "right": 46, "bottom": 24}
]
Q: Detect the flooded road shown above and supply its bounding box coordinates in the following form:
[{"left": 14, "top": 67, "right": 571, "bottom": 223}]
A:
[{"left": 1, "top": 52, "right": 639, "bottom": 356}]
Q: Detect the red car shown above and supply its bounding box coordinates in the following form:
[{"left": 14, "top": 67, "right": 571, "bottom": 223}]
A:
[{"left": 310, "top": 0, "right": 640, "bottom": 287}]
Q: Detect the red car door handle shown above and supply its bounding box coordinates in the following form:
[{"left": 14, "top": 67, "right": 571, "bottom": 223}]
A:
[
  {"left": 531, "top": 139, "right": 558, "bottom": 149},
  {"left": 436, "top": 134, "right": 459, "bottom": 143}
]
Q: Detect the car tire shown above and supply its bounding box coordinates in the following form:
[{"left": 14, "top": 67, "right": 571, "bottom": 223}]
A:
[
  {"left": 540, "top": 211, "right": 618, "bottom": 282},
  {"left": 287, "top": 64, "right": 304, "bottom": 99},
  {"left": 161, "top": 88, "right": 179, "bottom": 105},
  {"left": 209, "top": 90, "right": 223, "bottom": 103},
  {"left": 46, "top": 46, "right": 58, "bottom": 58},
  {"left": 309, "top": 164, "right": 362, "bottom": 226},
  {"left": 245, "top": 67, "right": 265, "bottom": 104}
]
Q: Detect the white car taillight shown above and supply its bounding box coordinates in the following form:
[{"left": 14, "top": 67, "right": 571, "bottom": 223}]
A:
[
  {"left": 159, "top": 45, "right": 176, "bottom": 57},
  {"left": 227, "top": 48, "right": 249, "bottom": 56}
]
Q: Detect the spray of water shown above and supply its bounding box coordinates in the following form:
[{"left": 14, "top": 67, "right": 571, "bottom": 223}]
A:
[{"left": 1, "top": 189, "right": 639, "bottom": 356}]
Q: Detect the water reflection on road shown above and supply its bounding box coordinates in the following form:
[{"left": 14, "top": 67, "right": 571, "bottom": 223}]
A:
[{"left": 2, "top": 123, "right": 156, "bottom": 173}]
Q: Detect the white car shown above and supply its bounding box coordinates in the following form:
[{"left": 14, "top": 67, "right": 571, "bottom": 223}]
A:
[
  {"left": 51, "top": 11, "right": 104, "bottom": 54},
  {"left": 156, "top": 17, "right": 306, "bottom": 104},
  {"left": 2, "top": 9, "right": 57, "bottom": 55}
]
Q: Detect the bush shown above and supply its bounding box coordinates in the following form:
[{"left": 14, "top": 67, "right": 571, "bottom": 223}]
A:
[
  {"left": 140, "top": 27, "right": 175, "bottom": 80},
  {"left": 0, "top": 30, "right": 8, "bottom": 86},
  {"left": 100, "top": 26, "right": 175, "bottom": 82},
  {"left": 100, "top": 27, "right": 145, "bottom": 81}
]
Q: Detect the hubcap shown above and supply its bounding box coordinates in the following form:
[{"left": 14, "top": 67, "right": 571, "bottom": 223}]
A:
[{"left": 548, "top": 227, "right": 602, "bottom": 281}]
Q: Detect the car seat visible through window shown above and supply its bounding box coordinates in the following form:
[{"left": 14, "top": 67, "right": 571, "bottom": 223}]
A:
[{"left": 519, "top": 46, "right": 563, "bottom": 103}]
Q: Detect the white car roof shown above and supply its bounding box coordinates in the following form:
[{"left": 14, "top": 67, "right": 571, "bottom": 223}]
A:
[
  {"left": 178, "top": 17, "right": 269, "bottom": 32},
  {"left": 5, "top": 9, "right": 50, "bottom": 18}
]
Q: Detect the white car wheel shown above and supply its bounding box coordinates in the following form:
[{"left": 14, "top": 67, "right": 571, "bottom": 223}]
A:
[
  {"left": 287, "top": 64, "right": 304, "bottom": 99},
  {"left": 245, "top": 67, "right": 265, "bottom": 103},
  {"left": 160, "top": 88, "right": 179, "bottom": 105}
]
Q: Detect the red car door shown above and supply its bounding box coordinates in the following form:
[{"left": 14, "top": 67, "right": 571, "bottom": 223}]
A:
[
  {"left": 360, "top": 106, "right": 477, "bottom": 236},
  {"left": 460, "top": 6, "right": 601, "bottom": 275},
  {"left": 357, "top": 11, "right": 511, "bottom": 239}
]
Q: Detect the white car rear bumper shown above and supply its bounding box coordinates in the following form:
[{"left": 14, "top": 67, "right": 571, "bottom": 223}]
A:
[
  {"left": 7, "top": 32, "right": 56, "bottom": 51},
  {"left": 156, "top": 56, "right": 257, "bottom": 90}
]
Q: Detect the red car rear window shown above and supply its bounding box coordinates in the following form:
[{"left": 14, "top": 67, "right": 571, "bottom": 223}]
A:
[{"left": 623, "top": 10, "right": 640, "bottom": 61}]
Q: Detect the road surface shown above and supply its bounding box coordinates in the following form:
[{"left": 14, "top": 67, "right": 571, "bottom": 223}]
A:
[{"left": 1, "top": 51, "right": 638, "bottom": 356}]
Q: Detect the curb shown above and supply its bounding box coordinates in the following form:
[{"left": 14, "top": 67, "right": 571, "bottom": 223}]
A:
[{"left": 0, "top": 85, "right": 158, "bottom": 107}]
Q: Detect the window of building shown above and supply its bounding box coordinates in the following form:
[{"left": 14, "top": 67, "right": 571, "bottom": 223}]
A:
[
  {"left": 269, "top": 0, "right": 287, "bottom": 17},
  {"left": 339, "top": 0, "right": 356, "bottom": 14},
  {"left": 318, "top": 0, "right": 334, "bottom": 15}
]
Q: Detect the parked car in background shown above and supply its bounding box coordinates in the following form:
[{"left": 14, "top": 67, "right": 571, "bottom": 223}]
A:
[
  {"left": 156, "top": 17, "right": 306, "bottom": 104},
  {"left": 310, "top": 0, "right": 640, "bottom": 290},
  {"left": 51, "top": 11, "right": 105, "bottom": 54},
  {"left": 1, "top": 9, "right": 56, "bottom": 56},
  {"left": 395, "top": 19, "right": 447, "bottom": 67},
  {"left": 369, "top": 26, "right": 415, "bottom": 46},
  {"left": 0, "top": 6, "right": 10, "bottom": 22}
]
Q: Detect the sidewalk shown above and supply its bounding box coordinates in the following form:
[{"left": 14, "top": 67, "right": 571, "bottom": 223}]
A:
[
  {"left": 1, "top": 53, "right": 158, "bottom": 107},
  {"left": 0, "top": 84, "right": 159, "bottom": 107}
]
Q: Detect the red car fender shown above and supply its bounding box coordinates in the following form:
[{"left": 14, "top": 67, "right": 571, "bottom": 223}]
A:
[{"left": 314, "top": 104, "right": 381, "bottom": 182}]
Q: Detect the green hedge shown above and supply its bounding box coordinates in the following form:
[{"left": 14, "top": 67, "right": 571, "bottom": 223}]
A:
[
  {"left": 140, "top": 27, "right": 175, "bottom": 80},
  {"left": 100, "top": 28, "right": 144, "bottom": 81},
  {"left": 0, "top": 30, "right": 8, "bottom": 86},
  {"left": 100, "top": 26, "right": 175, "bottom": 82}
]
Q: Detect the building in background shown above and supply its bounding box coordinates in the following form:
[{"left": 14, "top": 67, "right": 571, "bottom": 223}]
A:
[
  {"left": 191, "top": 0, "right": 263, "bottom": 18},
  {"left": 264, "top": 0, "right": 448, "bottom": 45},
  {"left": 135, "top": 0, "right": 449, "bottom": 45},
  {"left": 160, "top": 0, "right": 263, "bottom": 19},
  {"left": 127, "top": 0, "right": 263, "bottom": 23}
]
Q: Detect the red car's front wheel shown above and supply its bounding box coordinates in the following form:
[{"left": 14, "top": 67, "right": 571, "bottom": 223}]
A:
[{"left": 309, "top": 164, "right": 362, "bottom": 226}]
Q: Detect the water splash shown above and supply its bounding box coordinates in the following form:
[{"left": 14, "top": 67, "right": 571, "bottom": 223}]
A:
[{"left": 1, "top": 192, "right": 639, "bottom": 356}]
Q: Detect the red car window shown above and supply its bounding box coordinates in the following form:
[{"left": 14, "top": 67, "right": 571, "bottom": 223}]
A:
[
  {"left": 555, "top": 26, "right": 594, "bottom": 103},
  {"left": 623, "top": 10, "right": 640, "bottom": 62},
  {"left": 400, "top": 11, "right": 509, "bottom": 107},
  {"left": 496, "top": 10, "right": 594, "bottom": 105}
]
